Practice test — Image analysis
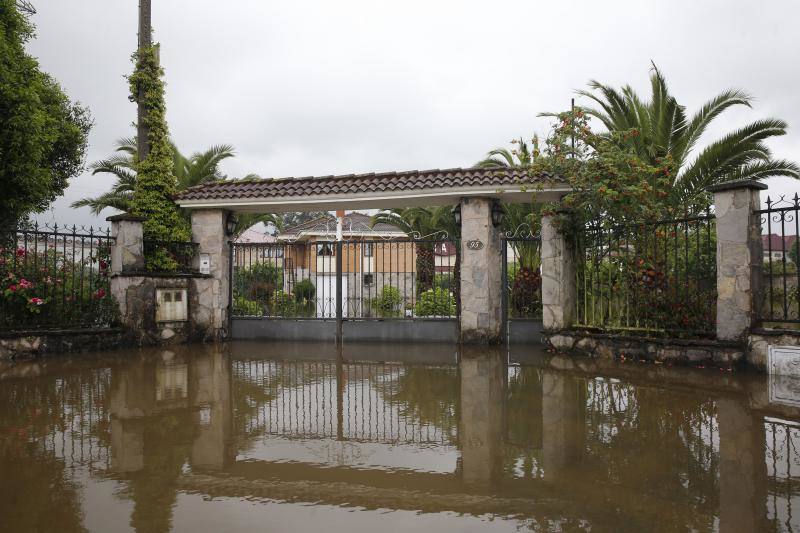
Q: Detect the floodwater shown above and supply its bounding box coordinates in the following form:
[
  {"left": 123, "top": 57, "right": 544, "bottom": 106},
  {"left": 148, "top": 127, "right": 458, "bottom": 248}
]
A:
[{"left": 1, "top": 342, "right": 799, "bottom": 532}]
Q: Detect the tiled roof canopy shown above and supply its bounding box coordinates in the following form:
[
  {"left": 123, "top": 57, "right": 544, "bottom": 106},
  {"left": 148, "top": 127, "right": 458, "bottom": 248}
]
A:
[{"left": 176, "top": 167, "right": 562, "bottom": 202}]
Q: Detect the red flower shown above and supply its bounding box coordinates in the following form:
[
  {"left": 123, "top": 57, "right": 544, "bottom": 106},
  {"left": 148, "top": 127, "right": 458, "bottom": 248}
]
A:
[
  {"left": 94, "top": 288, "right": 106, "bottom": 299},
  {"left": 8, "top": 284, "right": 17, "bottom": 292},
  {"left": 29, "top": 297, "right": 44, "bottom": 306},
  {"left": 18, "top": 279, "right": 33, "bottom": 289},
  {"left": 15, "top": 248, "right": 26, "bottom": 257},
  {"left": 99, "top": 259, "right": 108, "bottom": 271}
]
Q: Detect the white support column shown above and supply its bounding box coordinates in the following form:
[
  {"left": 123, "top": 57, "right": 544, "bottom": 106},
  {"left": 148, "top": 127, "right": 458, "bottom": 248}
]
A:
[
  {"left": 709, "top": 180, "right": 766, "bottom": 341},
  {"left": 541, "top": 210, "right": 575, "bottom": 330},
  {"left": 459, "top": 197, "right": 503, "bottom": 343},
  {"left": 191, "top": 209, "right": 231, "bottom": 340}
]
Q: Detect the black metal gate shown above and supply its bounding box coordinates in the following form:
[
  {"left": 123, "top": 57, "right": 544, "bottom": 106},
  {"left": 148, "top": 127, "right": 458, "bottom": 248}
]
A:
[
  {"left": 229, "top": 237, "right": 459, "bottom": 342},
  {"left": 501, "top": 233, "right": 543, "bottom": 344}
]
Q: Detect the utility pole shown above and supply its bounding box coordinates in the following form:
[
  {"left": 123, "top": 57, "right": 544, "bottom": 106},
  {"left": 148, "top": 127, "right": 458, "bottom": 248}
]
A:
[{"left": 137, "top": 0, "right": 152, "bottom": 162}]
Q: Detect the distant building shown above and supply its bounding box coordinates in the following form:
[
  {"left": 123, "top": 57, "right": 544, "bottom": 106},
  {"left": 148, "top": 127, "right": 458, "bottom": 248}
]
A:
[{"left": 762, "top": 234, "right": 798, "bottom": 262}]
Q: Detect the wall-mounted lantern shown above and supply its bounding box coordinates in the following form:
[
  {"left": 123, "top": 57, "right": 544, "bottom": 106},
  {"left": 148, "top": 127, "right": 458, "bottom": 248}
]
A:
[
  {"left": 225, "top": 212, "right": 238, "bottom": 237},
  {"left": 452, "top": 203, "right": 462, "bottom": 226},
  {"left": 491, "top": 200, "right": 505, "bottom": 228}
]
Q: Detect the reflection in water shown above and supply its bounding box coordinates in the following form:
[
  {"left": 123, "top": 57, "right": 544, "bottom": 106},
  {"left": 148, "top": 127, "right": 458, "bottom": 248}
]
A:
[{"left": 0, "top": 343, "right": 799, "bottom": 531}]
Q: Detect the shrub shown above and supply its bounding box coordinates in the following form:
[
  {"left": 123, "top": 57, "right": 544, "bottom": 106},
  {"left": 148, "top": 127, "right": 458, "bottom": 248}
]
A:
[
  {"left": 235, "top": 262, "right": 283, "bottom": 301},
  {"left": 233, "top": 295, "right": 263, "bottom": 317},
  {"left": 371, "top": 285, "right": 402, "bottom": 317},
  {"left": 434, "top": 273, "right": 453, "bottom": 291},
  {"left": 291, "top": 279, "right": 317, "bottom": 317},
  {"left": 270, "top": 290, "right": 294, "bottom": 317},
  {"left": 415, "top": 287, "right": 456, "bottom": 317}
]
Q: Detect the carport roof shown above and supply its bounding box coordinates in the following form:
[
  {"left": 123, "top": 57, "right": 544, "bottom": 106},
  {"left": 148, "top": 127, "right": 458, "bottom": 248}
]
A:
[{"left": 175, "top": 167, "right": 567, "bottom": 213}]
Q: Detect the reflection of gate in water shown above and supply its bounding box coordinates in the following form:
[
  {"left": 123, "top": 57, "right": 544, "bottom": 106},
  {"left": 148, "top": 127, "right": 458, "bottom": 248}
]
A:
[{"left": 232, "top": 359, "right": 458, "bottom": 445}]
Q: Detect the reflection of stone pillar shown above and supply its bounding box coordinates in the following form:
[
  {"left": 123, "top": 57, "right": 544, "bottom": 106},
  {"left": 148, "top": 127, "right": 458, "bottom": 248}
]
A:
[
  {"left": 190, "top": 349, "right": 232, "bottom": 470},
  {"left": 111, "top": 418, "right": 144, "bottom": 472},
  {"left": 459, "top": 347, "right": 505, "bottom": 487},
  {"left": 718, "top": 398, "right": 767, "bottom": 532},
  {"left": 459, "top": 198, "right": 503, "bottom": 343},
  {"left": 541, "top": 370, "right": 583, "bottom": 478},
  {"left": 109, "top": 362, "right": 156, "bottom": 473}
]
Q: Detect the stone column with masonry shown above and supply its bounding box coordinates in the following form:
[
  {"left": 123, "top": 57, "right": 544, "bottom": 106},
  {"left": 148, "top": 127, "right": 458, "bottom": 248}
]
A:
[
  {"left": 459, "top": 197, "right": 503, "bottom": 343},
  {"left": 541, "top": 209, "right": 575, "bottom": 330},
  {"left": 107, "top": 213, "right": 145, "bottom": 273},
  {"left": 191, "top": 209, "right": 231, "bottom": 340},
  {"left": 709, "top": 180, "right": 766, "bottom": 341}
]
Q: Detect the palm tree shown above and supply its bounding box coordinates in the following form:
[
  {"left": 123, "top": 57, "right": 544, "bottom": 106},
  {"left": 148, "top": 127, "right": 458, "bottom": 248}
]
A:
[
  {"left": 372, "top": 206, "right": 457, "bottom": 293},
  {"left": 72, "top": 138, "right": 277, "bottom": 236},
  {"left": 475, "top": 136, "right": 539, "bottom": 169},
  {"left": 571, "top": 64, "right": 800, "bottom": 210},
  {"left": 72, "top": 138, "right": 235, "bottom": 215}
]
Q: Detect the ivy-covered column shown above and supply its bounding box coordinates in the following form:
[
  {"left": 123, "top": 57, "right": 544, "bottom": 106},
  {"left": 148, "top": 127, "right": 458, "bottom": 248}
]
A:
[
  {"left": 541, "top": 209, "right": 575, "bottom": 330},
  {"left": 191, "top": 210, "right": 231, "bottom": 340},
  {"left": 709, "top": 180, "right": 766, "bottom": 341}
]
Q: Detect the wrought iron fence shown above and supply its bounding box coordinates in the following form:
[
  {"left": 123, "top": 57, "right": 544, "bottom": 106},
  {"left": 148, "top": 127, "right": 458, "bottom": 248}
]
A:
[
  {"left": 232, "top": 358, "right": 458, "bottom": 445},
  {"left": 143, "top": 240, "right": 199, "bottom": 274},
  {"left": 231, "top": 238, "right": 459, "bottom": 320},
  {"left": 757, "top": 195, "right": 800, "bottom": 325},
  {"left": 573, "top": 211, "right": 717, "bottom": 337},
  {"left": 502, "top": 232, "right": 542, "bottom": 321},
  {"left": 765, "top": 417, "right": 800, "bottom": 530},
  {"left": 0, "top": 223, "right": 116, "bottom": 331}
]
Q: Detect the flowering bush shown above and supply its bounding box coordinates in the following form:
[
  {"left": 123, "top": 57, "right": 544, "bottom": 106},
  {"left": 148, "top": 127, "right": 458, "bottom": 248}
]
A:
[{"left": 0, "top": 240, "right": 118, "bottom": 330}]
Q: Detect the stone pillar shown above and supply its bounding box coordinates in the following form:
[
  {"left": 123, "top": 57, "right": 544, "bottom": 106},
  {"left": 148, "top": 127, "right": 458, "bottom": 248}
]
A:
[
  {"left": 107, "top": 213, "right": 145, "bottom": 273},
  {"left": 717, "top": 398, "right": 767, "bottom": 532},
  {"left": 459, "top": 346, "right": 505, "bottom": 487},
  {"left": 709, "top": 180, "right": 766, "bottom": 341},
  {"left": 459, "top": 197, "right": 502, "bottom": 343},
  {"left": 191, "top": 209, "right": 231, "bottom": 340},
  {"left": 541, "top": 210, "right": 575, "bottom": 330}
]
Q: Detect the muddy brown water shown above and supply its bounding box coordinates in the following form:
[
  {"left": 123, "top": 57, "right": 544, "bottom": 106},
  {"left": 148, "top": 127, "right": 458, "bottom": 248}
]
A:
[{"left": 0, "top": 341, "right": 798, "bottom": 532}]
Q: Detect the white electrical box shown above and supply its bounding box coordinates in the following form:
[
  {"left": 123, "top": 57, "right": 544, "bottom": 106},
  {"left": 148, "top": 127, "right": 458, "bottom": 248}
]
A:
[
  {"left": 156, "top": 288, "right": 188, "bottom": 322},
  {"left": 199, "top": 253, "right": 211, "bottom": 275}
]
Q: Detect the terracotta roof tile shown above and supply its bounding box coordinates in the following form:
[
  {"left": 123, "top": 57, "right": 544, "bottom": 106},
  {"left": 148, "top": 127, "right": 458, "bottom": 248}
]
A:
[{"left": 175, "top": 167, "right": 561, "bottom": 202}]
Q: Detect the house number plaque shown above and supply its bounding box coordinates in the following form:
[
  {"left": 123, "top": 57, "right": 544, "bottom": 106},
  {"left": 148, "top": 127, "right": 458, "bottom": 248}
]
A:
[{"left": 466, "top": 240, "right": 484, "bottom": 251}]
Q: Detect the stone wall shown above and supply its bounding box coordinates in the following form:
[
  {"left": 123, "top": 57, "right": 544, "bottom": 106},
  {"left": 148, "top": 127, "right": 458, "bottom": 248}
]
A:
[
  {"left": 543, "top": 329, "right": 745, "bottom": 367},
  {"left": 111, "top": 273, "right": 215, "bottom": 345},
  {"left": 747, "top": 328, "right": 800, "bottom": 371},
  {"left": 0, "top": 329, "right": 131, "bottom": 360}
]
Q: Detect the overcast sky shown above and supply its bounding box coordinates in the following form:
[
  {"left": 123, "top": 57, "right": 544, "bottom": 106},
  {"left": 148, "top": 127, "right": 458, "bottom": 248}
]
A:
[{"left": 27, "top": 0, "right": 800, "bottom": 228}]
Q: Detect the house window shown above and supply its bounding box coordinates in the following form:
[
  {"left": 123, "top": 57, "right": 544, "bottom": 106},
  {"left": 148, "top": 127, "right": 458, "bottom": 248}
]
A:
[
  {"left": 318, "top": 243, "right": 335, "bottom": 256},
  {"left": 363, "top": 274, "right": 374, "bottom": 286},
  {"left": 364, "top": 242, "right": 374, "bottom": 257}
]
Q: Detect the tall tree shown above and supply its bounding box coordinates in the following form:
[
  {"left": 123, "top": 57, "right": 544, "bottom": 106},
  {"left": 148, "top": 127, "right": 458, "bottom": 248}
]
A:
[
  {"left": 569, "top": 64, "right": 799, "bottom": 210},
  {"left": 0, "top": 1, "right": 91, "bottom": 228}
]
